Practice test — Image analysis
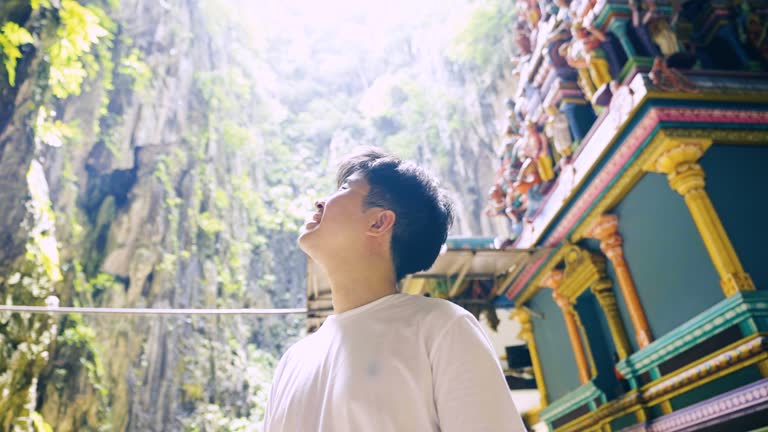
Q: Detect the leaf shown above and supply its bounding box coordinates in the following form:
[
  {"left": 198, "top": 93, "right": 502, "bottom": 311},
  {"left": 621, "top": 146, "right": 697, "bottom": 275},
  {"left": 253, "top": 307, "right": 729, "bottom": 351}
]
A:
[{"left": 0, "top": 22, "right": 34, "bottom": 86}]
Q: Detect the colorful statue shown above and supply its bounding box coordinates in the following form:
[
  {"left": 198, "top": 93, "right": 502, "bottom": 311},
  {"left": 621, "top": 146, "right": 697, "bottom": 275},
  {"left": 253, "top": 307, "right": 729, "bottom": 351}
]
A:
[
  {"left": 630, "top": 0, "right": 696, "bottom": 68},
  {"left": 514, "top": 20, "right": 534, "bottom": 57},
  {"left": 554, "top": 0, "right": 573, "bottom": 24},
  {"left": 544, "top": 105, "right": 574, "bottom": 161},
  {"left": 485, "top": 183, "right": 507, "bottom": 217},
  {"left": 562, "top": 21, "right": 613, "bottom": 101},
  {"left": 629, "top": 0, "right": 697, "bottom": 92},
  {"left": 518, "top": 0, "right": 542, "bottom": 27},
  {"left": 521, "top": 121, "right": 555, "bottom": 183}
]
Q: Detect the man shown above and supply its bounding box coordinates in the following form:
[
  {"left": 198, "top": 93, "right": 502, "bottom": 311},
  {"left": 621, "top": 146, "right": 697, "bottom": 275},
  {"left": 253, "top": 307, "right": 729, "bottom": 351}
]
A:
[{"left": 264, "top": 148, "right": 527, "bottom": 431}]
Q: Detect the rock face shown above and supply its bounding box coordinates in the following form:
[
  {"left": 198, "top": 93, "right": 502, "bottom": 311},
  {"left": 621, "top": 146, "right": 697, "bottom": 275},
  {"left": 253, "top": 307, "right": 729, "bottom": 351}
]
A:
[
  {"left": 0, "top": 0, "right": 515, "bottom": 429},
  {"left": 1, "top": 0, "right": 304, "bottom": 429}
]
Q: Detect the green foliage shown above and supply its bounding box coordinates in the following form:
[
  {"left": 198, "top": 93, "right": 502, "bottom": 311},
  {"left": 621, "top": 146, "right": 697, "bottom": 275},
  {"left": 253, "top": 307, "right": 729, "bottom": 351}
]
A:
[
  {"left": 198, "top": 212, "right": 225, "bottom": 235},
  {"left": 0, "top": 21, "right": 34, "bottom": 86},
  {"left": 181, "top": 346, "right": 276, "bottom": 431},
  {"left": 47, "top": 0, "right": 111, "bottom": 98},
  {"left": 31, "top": 412, "right": 53, "bottom": 432},
  {"left": 118, "top": 48, "right": 151, "bottom": 92},
  {"left": 447, "top": 0, "right": 516, "bottom": 68},
  {"left": 34, "top": 107, "right": 80, "bottom": 148}
]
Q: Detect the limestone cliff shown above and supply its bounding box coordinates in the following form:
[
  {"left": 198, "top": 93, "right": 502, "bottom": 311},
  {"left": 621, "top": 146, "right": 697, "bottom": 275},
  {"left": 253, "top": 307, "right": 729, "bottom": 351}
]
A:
[{"left": 0, "top": 0, "right": 516, "bottom": 429}]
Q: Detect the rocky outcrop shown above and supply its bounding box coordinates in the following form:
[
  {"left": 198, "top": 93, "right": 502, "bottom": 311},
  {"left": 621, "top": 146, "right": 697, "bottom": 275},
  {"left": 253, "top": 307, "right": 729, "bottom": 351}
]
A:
[
  {"left": 1, "top": 0, "right": 302, "bottom": 429},
  {"left": 0, "top": 0, "right": 515, "bottom": 429}
]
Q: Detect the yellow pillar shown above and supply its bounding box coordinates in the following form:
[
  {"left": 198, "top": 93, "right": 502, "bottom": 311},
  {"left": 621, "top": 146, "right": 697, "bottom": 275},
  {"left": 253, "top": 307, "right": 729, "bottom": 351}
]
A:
[
  {"left": 511, "top": 308, "right": 548, "bottom": 408},
  {"left": 586, "top": 214, "right": 653, "bottom": 349},
  {"left": 643, "top": 138, "right": 755, "bottom": 297},
  {"left": 591, "top": 278, "right": 632, "bottom": 360},
  {"left": 547, "top": 270, "right": 592, "bottom": 384}
]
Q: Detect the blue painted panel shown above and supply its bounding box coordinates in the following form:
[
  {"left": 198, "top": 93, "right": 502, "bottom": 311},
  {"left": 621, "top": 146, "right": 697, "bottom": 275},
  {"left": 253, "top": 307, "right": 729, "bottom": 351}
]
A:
[
  {"left": 614, "top": 174, "right": 722, "bottom": 339},
  {"left": 701, "top": 145, "right": 768, "bottom": 291},
  {"left": 528, "top": 289, "right": 582, "bottom": 402}
]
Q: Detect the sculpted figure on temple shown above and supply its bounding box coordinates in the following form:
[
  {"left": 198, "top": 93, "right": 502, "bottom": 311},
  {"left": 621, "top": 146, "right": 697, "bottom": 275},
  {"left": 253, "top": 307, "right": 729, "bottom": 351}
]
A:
[
  {"left": 631, "top": 0, "right": 695, "bottom": 68},
  {"left": 521, "top": 120, "right": 555, "bottom": 184},
  {"left": 518, "top": 0, "right": 542, "bottom": 27},
  {"left": 562, "top": 21, "right": 613, "bottom": 101},
  {"left": 514, "top": 20, "right": 533, "bottom": 57},
  {"left": 544, "top": 105, "right": 574, "bottom": 161},
  {"left": 485, "top": 183, "right": 507, "bottom": 217},
  {"left": 553, "top": 0, "right": 574, "bottom": 25},
  {"left": 630, "top": 0, "right": 697, "bottom": 92}
]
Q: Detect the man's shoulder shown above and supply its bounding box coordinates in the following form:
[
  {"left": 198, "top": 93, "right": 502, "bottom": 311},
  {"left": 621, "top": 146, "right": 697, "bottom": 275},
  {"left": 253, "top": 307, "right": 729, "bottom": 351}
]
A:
[
  {"left": 396, "top": 293, "right": 471, "bottom": 325},
  {"left": 276, "top": 332, "right": 319, "bottom": 365}
]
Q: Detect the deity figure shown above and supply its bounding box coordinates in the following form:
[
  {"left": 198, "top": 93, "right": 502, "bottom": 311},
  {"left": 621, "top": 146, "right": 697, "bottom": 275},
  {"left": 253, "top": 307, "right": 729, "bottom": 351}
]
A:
[
  {"left": 520, "top": 121, "right": 555, "bottom": 184},
  {"left": 553, "top": 0, "right": 573, "bottom": 24},
  {"left": 631, "top": 0, "right": 695, "bottom": 67},
  {"left": 629, "top": 0, "right": 697, "bottom": 92},
  {"left": 738, "top": 2, "right": 768, "bottom": 62},
  {"left": 544, "top": 105, "right": 574, "bottom": 161},
  {"left": 518, "top": 0, "right": 542, "bottom": 27},
  {"left": 562, "top": 21, "right": 612, "bottom": 101},
  {"left": 485, "top": 183, "right": 507, "bottom": 217},
  {"left": 514, "top": 20, "right": 534, "bottom": 57}
]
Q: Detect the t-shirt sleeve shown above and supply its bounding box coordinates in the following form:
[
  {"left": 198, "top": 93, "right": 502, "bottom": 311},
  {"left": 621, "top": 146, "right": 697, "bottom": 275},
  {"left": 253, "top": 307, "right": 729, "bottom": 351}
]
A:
[
  {"left": 263, "top": 347, "right": 290, "bottom": 431},
  {"left": 431, "top": 314, "right": 528, "bottom": 432}
]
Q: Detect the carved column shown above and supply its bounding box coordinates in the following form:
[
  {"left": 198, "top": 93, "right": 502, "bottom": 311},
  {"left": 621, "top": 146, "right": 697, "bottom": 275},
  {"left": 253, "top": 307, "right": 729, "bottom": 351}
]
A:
[
  {"left": 643, "top": 138, "right": 755, "bottom": 297},
  {"left": 511, "top": 307, "right": 548, "bottom": 408},
  {"left": 547, "top": 270, "right": 591, "bottom": 384},
  {"left": 587, "top": 214, "right": 653, "bottom": 348},
  {"left": 591, "top": 278, "right": 632, "bottom": 360}
]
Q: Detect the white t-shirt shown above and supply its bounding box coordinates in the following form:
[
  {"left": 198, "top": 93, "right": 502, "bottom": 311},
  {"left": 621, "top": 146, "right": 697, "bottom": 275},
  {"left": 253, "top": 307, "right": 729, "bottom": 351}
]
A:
[{"left": 263, "top": 293, "right": 527, "bottom": 432}]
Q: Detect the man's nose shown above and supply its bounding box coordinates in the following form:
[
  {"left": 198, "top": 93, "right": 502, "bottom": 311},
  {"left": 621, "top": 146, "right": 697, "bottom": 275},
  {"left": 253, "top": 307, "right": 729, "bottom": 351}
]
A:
[{"left": 314, "top": 199, "right": 325, "bottom": 211}]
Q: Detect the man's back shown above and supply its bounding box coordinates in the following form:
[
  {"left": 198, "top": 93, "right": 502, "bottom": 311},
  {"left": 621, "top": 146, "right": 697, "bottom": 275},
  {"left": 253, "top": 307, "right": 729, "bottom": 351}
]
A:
[{"left": 264, "top": 293, "right": 527, "bottom": 432}]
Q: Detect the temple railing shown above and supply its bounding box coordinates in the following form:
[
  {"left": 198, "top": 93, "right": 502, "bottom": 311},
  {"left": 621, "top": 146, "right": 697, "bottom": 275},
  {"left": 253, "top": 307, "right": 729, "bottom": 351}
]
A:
[{"left": 537, "top": 291, "right": 768, "bottom": 431}]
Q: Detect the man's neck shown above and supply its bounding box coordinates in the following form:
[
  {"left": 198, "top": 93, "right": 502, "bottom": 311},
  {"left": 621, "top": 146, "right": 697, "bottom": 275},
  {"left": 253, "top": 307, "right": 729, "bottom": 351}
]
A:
[{"left": 323, "top": 261, "right": 398, "bottom": 314}]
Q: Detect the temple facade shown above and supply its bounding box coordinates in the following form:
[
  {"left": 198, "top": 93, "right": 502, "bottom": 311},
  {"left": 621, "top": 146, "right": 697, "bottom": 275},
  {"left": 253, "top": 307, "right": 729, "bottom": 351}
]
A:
[{"left": 484, "top": 0, "right": 768, "bottom": 431}]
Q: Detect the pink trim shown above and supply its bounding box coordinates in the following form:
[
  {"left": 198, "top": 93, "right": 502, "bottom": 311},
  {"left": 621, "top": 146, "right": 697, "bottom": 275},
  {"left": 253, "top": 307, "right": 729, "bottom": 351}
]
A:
[
  {"left": 506, "top": 107, "right": 768, "bottom": 301},
  {"left": 506, "top": 253, "right": 550, "bottom": 300}
]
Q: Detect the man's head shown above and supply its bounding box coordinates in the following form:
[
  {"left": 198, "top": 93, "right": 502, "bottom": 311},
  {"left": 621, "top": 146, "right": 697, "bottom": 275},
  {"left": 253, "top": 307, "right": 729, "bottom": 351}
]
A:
[{"left": 298, "top": 147, "right": 454, "bottom": 281}]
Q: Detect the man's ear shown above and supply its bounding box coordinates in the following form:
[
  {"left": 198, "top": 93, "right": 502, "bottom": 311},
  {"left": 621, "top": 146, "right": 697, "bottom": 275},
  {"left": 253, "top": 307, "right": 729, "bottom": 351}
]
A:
[{"left": 367, "top": 209, "right": 396, "bottom": 237}]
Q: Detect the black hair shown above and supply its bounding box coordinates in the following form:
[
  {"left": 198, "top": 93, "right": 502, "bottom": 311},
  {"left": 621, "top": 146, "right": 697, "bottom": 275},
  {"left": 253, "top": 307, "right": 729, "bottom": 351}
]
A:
[{"left": 336, "top": 147, "right": 454, "bottom": 281}]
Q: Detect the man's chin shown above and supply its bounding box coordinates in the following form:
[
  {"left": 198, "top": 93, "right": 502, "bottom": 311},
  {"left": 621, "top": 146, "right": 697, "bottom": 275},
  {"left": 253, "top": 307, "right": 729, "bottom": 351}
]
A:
[{"left": 297, "top": 226, "right": 319, "bottom": 252}]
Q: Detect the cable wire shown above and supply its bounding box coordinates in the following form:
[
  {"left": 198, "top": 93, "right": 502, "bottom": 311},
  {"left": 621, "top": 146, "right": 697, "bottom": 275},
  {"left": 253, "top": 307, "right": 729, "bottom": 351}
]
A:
[{"left": 0, "top": 305, "right": 308, "bottom": 316}]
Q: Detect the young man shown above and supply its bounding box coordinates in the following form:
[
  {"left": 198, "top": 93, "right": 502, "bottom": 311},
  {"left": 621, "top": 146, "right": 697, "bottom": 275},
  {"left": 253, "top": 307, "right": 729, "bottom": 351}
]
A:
[{"left": 264, "top": 148, "right": 527, "bottom": 431}]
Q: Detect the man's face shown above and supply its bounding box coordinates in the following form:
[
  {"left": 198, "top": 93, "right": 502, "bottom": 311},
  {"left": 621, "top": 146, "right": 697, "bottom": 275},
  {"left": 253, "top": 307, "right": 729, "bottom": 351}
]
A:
[{"left": 298, "top": 171, "right": 372, "bottom": 260}]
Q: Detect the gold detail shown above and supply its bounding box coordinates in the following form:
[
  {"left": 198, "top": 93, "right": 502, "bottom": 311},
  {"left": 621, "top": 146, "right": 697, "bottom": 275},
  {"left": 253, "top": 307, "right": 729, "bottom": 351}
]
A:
[
  {"left": 560, "top": 245, "right": 606, "bottom": 302},
  {"left": 511, "top": 307, "right": 548, "bottom": 408},
  {"left": 642, "top": 134, "right": 755, "bottom": 296},
  {"left": 572, "top": 128, "right": 768, "bottom": 243},
  {"left": 591, "top": 278, "right": 632, "bottom": 360}
]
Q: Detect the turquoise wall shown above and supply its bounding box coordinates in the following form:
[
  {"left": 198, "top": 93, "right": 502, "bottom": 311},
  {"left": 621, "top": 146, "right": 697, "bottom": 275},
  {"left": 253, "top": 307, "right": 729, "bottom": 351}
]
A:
[
  {"left": 575, "top": 290, "right": 615, "bottom": 378},
  {"left": 701, "top": 145, "right": 768, "bottom": 291},
  {"left": 613, "top": 173, "right": 723, "bottom": 340},
  {"left": 528, "top": 288, "right": 581, "bottom": 402}
]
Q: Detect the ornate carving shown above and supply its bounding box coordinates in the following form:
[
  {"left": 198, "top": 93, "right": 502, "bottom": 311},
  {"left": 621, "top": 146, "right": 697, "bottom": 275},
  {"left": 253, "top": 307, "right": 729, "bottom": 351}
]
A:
[
  {"left": 586, "top": 214, "right": 653, "bottom": 348},
  {"left": 561, "top": 244, "right": 606, "bottom": 301},
  {"left": 511, "top": 307, "right": 549, "bottom": 407},
  {"left": 591, "top": 278, "right": 632, "bottom": 359},
  {"left": 643, "top": 134, "right": 756, "bottom": 296}
]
